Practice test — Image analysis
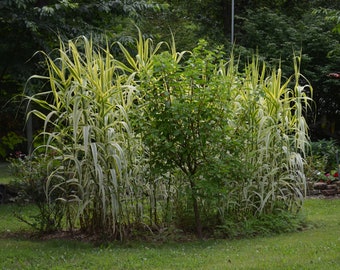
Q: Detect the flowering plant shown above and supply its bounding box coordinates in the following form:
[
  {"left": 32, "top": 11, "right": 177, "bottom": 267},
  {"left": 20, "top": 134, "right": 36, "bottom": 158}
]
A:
[
  {"left": 9, "top": 151, "right": 26, "bottom": 159},
  {"left": 317, "top": 170, "right": 340, "bottom": 184}
]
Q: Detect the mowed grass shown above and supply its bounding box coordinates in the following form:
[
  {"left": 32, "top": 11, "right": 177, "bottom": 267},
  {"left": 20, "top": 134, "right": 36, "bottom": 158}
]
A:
[{"left": 0, "top": 165, "right": 339, "bottom": 269}]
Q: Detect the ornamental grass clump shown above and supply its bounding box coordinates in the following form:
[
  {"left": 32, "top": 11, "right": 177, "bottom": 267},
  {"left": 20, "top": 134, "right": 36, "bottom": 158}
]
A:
[
  {"left": 225, "top": 56, "right": 312, "bottom": 219},
  {"left": 21, "top": 32, "right": 312, "bottom": 239},
  {"left": 26, "top": 37, "right": 149, "bottom": 239}
]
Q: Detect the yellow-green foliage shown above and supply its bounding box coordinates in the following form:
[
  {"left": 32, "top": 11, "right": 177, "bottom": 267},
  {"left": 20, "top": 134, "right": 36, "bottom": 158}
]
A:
[
  {"left": 27, "top": 36, "right": 148, "bottom": 237},
  {"left": 225, "top": 56, "right": 312, "bottom": 216}
]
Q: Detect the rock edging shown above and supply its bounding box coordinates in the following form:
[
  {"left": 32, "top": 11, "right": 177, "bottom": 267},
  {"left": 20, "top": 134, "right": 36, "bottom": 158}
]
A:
[{"left": 307, "top": 181, "right": 340, "bottom": 197}]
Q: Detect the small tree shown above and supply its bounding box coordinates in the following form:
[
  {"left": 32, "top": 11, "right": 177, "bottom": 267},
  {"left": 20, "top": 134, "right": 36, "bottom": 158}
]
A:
[{"left": 136, "top": 40, "right": 244, "bottom": 237}]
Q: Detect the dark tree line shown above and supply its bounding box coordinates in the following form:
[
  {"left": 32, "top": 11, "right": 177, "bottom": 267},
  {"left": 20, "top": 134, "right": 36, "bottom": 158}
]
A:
[{"left": 1, "top": 0, "right": 339, "bottom": 159}]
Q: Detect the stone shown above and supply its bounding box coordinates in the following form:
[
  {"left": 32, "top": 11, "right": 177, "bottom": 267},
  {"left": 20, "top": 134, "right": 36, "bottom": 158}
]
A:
[
  {"left": 321, "top": 189, "right": 337, "bottom": 196},
  {"left": 327, "top": 184, "right": 338, "bottom": 190},
  {"left": 311, "top": 190, "right": 321, "bottom": 196},
  {"left": 313, "top": 182, "right": 327, "bottom": 190}
]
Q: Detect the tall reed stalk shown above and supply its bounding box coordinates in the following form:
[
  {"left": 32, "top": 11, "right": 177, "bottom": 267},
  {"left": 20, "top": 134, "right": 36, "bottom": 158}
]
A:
[
  {"left": 27, "top": 37, "right": 148, "bottom": 238},
  {"left": 225, "top": 55, "right": 312, "bottom": 217}
]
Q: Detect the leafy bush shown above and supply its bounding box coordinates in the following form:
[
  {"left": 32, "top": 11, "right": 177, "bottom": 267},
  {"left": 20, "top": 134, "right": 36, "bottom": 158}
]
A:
[
  {"left": 309, "top": 139, "right": 340, "bottom": 172},
  {"left": 0, "top": 132, "right": 25, "bottom": 159},
  {"left": 9, "top": 153, "right": 64, "bottom": 232},
  {"left": 305, "top": 139, "right": 340, "bottom": 182},
  {"left": 134, "top": 40, "right": 246, "bottom": 238}
]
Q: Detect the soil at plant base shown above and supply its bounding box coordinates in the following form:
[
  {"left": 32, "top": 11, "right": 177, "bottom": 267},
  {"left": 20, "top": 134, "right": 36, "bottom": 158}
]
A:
[
  {"left": 307, "top": 194, "right": 340, "bottom": 199},
  {"left": 1, "top": 226, "right": 198, "bottom": 245}
]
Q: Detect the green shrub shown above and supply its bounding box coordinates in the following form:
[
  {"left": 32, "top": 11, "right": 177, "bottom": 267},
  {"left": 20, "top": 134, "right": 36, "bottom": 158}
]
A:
[
  {"left": 310, "top": 139, "right": 340, "bottom": 172},
  {"left": 304, "top": 139, "right": 340, "bottom": 182},
  {"left": 0, "top": 132, "right": 25, "bottom": 159},
  {"left": 9, "top": 153, "right": 64, "bottom": 232},
  {"left": 134, "top": 40, "right": 246, "bottom": 238}
]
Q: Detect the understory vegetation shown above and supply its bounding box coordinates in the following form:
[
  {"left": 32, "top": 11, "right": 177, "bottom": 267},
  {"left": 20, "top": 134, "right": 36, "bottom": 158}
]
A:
[{"left": 10, "top": 31, "right": 312, "bottom": 240}]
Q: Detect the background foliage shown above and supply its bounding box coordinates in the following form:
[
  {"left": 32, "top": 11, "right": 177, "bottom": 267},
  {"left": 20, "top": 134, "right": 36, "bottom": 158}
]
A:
[
  {"left": 0, "top": 0, "right": 161, "bottom": 159},
  {"left": 1, "top": 0, "right": 339, "bottom": 160}
]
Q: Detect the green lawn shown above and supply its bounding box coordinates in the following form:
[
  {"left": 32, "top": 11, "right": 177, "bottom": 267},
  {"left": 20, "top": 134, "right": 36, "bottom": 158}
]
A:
[
  {"left": 0, "top": 199, "right": 339, "bottom": 269},
  {"left": 0, "top": 163, "right": 339, "bottom": 269}
]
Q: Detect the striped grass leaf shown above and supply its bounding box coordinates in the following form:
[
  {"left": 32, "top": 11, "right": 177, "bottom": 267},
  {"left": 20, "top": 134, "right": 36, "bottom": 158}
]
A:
[
  {"left": 25, "top": 35, "right": 152, "bottom": 238},
  {"left": 225, "top": 55, "right": 312, "bottom": 216}
]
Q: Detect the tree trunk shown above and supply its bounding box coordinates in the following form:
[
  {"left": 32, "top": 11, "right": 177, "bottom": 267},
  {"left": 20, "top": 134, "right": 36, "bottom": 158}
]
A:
[
  {"left": 189, "top": 177, "right": 203, "bottom": 239},
  {"left": 220, "top": 0, "right": 231, "bottom": 38}
]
